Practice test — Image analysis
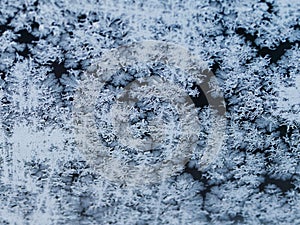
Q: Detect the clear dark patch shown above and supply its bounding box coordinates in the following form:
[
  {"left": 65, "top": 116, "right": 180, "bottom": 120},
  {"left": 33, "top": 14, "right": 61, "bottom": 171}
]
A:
[
  {"left": 0, "top": 17, "right": 13, "bottom": 36},
  {"left": 211, "top": 59, "right": 221, "bottom": 74},
  {"left": 236, "top": 27, "right": 300, "bottom": 64},
  {"left": 189, "top": 83, "right": 209, "bottom": 108},
  {"left": 0, "top": 24, "right": 10, "bottom": 36},
  {"left": 31, "top": 21, "right": 39, "bottom": 30},
  {"left": 0, "top": 71, "right": 5, "bottom": 80},
  {"left": 17, "top": 45, "right": 31, "bottom": 58},
  {"left": 51, "top": 60, "right": 68, "bottom": 79},
  {"left": 260, "top": 0, "right": 276, "bottom": 15},
  {"left": 78, "top": 14, "right": 87, "bottom": 23},
  {"left": 184, "top": 166, "right": 203, "bottom": 181},
  {"left": 259, "top": 175, "right": 296, "bottom": 193},
  {"left": 15, "top": 29, "right": 39, "bottom": 44}
]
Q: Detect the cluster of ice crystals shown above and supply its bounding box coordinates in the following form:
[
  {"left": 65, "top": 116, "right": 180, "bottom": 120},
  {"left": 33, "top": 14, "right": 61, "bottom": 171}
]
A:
[{"left": 0, "top": 0, "right": 299, "bottom": 224}]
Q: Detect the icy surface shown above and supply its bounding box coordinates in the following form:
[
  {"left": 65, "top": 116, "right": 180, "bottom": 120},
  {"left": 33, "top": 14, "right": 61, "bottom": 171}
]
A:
[{"left": 0, "top": 0, "right": 299, "bottom": 224}]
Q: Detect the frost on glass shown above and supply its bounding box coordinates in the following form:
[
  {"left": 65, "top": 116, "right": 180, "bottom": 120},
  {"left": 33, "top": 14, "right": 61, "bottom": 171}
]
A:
[
  {"left": 0, "top": 0, "right": 300, "bottom": 224},
  {"left": 73, "top": 40, "right": 226, "bottom": 186}
]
